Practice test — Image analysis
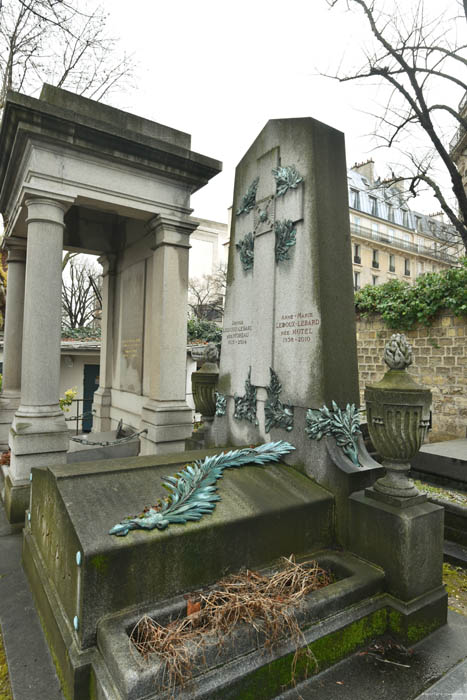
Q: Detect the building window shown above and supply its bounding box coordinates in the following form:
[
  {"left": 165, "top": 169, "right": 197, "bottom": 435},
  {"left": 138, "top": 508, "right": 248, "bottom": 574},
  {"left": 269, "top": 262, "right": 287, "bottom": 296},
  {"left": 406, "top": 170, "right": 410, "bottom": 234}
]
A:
[
  {"left": 372, "top": 275, "right": 378, "bottom": 286},
  {"left": 369, "top": 196, "right": 378, "bottom": 217},
  {"left": 417, "top": 261, "right": 424, "bottom": 277},
  {"left": 354, "top": 244, "right": 361, "bottom": 264},
  {"left": 372, "top": 250, "right": 379, "bottom": 268},
  {"left": 402, "top": 210, "right": 409, "bottom": 227},
  {"left": 404, "top": 258, "right": 411, "bottom": 276},
  {"left": 371, "top": 222, "right": 378, "bottom": 236},
  {"left": 389, "top": 254, "right": 395, "bottom": 272},
  {"left": 354, "top": 271, "right": 360, "bottom": 291},
  {"left": 350, "top": 189, "right": 360, "bottom": 209},
  {"left": 387, "top": 204, "right": 395, "bottom": 222},
  {"left": 388, "top": 228, "right": 394, "bottom": 241},
  {"left": 415, "top": 215, "right": 423, "bottom": 232}
]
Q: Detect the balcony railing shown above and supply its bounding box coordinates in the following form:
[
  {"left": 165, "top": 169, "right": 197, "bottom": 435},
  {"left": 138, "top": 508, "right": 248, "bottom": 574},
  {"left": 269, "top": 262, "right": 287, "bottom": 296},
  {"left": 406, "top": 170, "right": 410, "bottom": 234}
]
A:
[
  {"left": 450, "top": 93, "right": 467, "bottom": 151},
  {"left": 350, "top": 223, "right": 459, "bottom": 265},
  {"left": 450, "top": 125, "right": 466, "bottom": 153},
  {"left": 354, "top": 255, "right": 361, "bottom": 264},
  {"left": 372, "top": 261, "right": 379, "bottom": 268}
]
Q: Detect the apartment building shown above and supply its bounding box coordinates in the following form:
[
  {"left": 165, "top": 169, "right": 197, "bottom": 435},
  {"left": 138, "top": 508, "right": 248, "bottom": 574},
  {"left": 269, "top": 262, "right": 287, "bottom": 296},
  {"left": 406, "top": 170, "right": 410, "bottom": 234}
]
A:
[
  {"left": 450, "top": 93, "right": 467, "bottom": 195},
  {"left": 348, "top": 161, "right": 461, "bottom": 291}
]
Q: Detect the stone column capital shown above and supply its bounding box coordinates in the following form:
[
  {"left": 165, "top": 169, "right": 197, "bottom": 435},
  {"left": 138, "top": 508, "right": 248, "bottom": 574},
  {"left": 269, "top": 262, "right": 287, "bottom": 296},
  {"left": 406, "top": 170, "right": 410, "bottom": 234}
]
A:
[
  {"left": 146, "top": 214, "right": 199, "bottom": 251},
  {"left": 25, "top": 198, "right": 68, "bottom": 228},
  {"left": 2, "top": 236, "right": 26, "bottom": 263}
]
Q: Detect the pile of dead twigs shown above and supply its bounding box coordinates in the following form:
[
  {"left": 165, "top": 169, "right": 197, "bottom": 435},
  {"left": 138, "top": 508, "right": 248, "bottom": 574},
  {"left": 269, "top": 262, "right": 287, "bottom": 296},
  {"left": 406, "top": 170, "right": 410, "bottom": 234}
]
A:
[{"left": 130, "top": 555, "right": 332, "bottom": 694}]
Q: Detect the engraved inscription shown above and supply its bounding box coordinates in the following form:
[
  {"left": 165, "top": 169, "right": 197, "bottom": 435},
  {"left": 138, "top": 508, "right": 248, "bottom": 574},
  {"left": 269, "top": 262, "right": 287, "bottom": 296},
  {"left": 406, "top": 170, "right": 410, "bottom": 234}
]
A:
[
  {"left": 122, "top": 338, "right": 141, "bottom": 359},
  {"left": 223, "top": 320, "right": 252, "bottom": 346},
  {"left": 275, "top": 312, "right": 320, "bottom": 344}
]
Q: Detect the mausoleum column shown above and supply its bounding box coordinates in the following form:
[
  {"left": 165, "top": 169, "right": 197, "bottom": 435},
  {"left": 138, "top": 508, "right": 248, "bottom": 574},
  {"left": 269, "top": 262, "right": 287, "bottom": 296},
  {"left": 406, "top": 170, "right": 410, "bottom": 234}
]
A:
[
  {"left": 7, "top": 198, "right": 69, "bottom": 516},
  {"left": 0, "top": 239, "right": 26, "bottom": 449},
  {"left": 92, "top": 254, "right": 116, "bottom": 432},
  {"left": 140, "top": 214, "right": 199, "bottom": 455}
]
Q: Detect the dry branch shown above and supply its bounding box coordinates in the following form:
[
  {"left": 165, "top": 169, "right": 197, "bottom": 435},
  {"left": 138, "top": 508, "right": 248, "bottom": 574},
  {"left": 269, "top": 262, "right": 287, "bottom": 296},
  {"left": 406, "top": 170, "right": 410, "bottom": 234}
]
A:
[{"left": 130, "top": 556, "right": 332, "bottom": 694}]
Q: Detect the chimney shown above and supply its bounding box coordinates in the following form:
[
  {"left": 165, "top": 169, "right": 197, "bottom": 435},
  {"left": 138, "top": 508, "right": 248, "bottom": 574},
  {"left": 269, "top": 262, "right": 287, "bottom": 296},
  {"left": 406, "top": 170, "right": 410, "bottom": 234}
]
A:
[{"left": 352, "top": 159, "right": 375, "bottom": 185}]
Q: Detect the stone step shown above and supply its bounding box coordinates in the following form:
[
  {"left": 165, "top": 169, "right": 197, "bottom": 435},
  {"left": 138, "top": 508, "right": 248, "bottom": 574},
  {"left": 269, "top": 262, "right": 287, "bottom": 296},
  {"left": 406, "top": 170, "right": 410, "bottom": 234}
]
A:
[{"left": 94, "top": 550, "right": 386, "bottom": 700}]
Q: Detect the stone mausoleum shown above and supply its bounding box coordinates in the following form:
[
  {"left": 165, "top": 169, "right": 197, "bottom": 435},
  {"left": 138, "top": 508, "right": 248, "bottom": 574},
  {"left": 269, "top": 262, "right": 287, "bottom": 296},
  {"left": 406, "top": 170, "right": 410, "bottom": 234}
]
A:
[{"left": 0, "top": 84, "right": 221, "bottom": 521}]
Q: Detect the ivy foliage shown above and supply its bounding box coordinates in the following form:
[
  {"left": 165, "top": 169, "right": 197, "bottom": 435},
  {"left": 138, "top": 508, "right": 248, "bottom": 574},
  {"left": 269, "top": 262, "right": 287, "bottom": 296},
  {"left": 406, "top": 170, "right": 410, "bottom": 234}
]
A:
[
  {"left": 355, "top": 259, "right": 467, "bottom": 330},
  {"left": 61, "top": 326, "right": 101, "bottom": 339},
  {"left": 187, "top": 318, "right": 222, "bottom": 343}
]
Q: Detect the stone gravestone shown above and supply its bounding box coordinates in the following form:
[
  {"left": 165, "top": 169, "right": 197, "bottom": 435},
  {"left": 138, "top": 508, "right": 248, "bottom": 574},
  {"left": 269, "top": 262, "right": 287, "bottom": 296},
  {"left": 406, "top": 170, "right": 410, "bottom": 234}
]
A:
[{"left": 214, "top": 118, "right": 360, "bottom": 485}]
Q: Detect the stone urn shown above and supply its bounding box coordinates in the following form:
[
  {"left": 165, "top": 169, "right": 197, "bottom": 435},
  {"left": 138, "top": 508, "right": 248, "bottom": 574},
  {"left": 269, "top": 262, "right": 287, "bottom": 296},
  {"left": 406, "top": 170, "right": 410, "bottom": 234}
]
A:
[
  {"left": 365, "top": 333, "right": 431, "bottom": 503},
  {"left": 191, "top": 343, "right": 219, "bottom": 419}
]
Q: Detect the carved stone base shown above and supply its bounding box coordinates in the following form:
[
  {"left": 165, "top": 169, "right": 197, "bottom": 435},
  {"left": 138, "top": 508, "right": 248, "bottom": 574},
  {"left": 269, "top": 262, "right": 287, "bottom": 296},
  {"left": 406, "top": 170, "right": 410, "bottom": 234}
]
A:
[
  {"left": 3, "top": 471, "right": 30, "bottom": 524},
  {"left": 0, "top": 392, "right": 20, "bottom": 450},
  {"left": 373, "top": 458, "right": 421, "bottom": 502},
  {"left": 365, "top": 485, "right": 426, "bottom": 509},
  {"left": 349, "top": 490, "right": 444, "bottom": 603},
  {"left": 92, "top": 387, "right": 112, "bottom": 432},
  {"left": 139, "top": 400, "right": 193, "bottom": 455},
  {"left": 8, "top": 405, "right": 69, "bottom": 486}
]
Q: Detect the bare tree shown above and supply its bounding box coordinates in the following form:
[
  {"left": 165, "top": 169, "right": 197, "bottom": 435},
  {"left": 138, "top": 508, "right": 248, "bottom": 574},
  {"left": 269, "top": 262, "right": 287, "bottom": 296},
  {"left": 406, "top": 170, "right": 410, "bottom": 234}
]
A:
[
  {"left": 188, "top": 264, "right": 227, "bottom": 321},
  {"left": 62, "top": 257, "right": 102, "bottom": 329},
  {"left": 326, "top": 0, "right": 467, "bottom": 251},
  {"left": 0, "top": 0, "right": 134, "bottom": 110}
]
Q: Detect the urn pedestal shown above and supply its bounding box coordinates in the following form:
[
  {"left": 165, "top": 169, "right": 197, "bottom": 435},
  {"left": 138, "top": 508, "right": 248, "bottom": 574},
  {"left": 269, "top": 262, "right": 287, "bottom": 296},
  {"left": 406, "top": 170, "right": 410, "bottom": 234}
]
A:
[
  {"left": 191, "top": 361, "right": 219, "bottom": 420},
  {"left": 349, "top": 334, "right": 446, "bottom": 643},
  {"left": 365, "top": 368, "right": 431, "bottom": 506}
]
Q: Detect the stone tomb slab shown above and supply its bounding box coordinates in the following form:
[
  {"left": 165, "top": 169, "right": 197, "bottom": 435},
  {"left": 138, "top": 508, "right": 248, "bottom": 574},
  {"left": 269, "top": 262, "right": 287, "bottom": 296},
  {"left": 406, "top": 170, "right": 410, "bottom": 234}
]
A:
[
  {"left": 217, "top": 118, "right": 358, "bottom": 456},
  {"left": 23, "top": 450, "right": 334, "bottom": 652},
  {"left": 411, "top": 439, "right": 467, "bottom": 486}
]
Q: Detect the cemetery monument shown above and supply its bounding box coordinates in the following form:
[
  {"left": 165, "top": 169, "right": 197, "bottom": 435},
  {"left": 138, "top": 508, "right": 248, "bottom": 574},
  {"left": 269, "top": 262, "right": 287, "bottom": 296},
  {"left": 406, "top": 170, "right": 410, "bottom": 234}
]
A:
[{"left": 0, "top": 90, "right": 447, "bottom": 699}]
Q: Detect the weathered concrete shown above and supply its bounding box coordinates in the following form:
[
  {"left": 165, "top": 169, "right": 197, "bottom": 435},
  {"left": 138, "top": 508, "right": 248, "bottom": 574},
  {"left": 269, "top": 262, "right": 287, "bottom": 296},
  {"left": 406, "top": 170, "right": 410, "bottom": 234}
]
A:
[
  {"left": 278, "top": 611, "right": 467, "bottom": 700},
  {"left": 215, "top": 119, "right": 360, "bottom": 469},
  {"left": 0, "top": 239, "right": 26, "bottom": 450},
  {"left": 212, "top": 118, "right": 383, "bottom": 523},
  {"left": 24, "top": 450, "right": 335, "bottom": 651},
  {"left": 0, "top": 498, "right": 64, "bottom": 700},
  {"left": 96, "top": 551, "right": 386, "bottom": 700},
  {"left": 348, "top": 490, "right": 447, "bottom": 643},
  {"left": 6, "top": 199, "right": 69, "bottom": 521},
  {"left": 0, "top": 84, "right": 222, "bottom": 495}
]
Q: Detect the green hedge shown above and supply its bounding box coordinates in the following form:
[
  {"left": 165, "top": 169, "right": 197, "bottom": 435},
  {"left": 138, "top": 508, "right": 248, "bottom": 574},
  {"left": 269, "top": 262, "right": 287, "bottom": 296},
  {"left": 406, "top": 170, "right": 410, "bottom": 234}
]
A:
[
  {"left": 355, "top": 258, "right": 467, "bottom": 330},
  {"left": 187, "top": 318, "right": 222, "bottom": 343}
]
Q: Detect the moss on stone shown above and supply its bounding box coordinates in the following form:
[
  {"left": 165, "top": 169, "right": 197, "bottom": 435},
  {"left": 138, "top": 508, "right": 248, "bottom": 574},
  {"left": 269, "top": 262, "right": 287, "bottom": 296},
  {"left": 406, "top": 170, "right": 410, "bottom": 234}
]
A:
[
  {"left": 0, "top": 628, "right": 12, "bottom": 700},
  {"left": 443, "top": 563, "right": 467, "bottom": 616},
  {"left": 89, "top": 554, "right": 109, "bottom": 576},
  {"left": 406, "top": 619, "right": 444, "bottom": 644},
  {"left": 388, "top": 609, "right": 403, "bottom": 635},
  {"left": 311, "top": 609, "right": 387, "bottom": 668},
  {"left": 231, "top": 609, "right": 388, "bottom": 699},
  {"left": 49, "top": 645, "right": 72, "bottom": 700},
  {"left": 415, "top": 480, "right": 467, "bottom": 507},
  {"left": 89, "top": 670, "right": 97, "bottom": 700}
]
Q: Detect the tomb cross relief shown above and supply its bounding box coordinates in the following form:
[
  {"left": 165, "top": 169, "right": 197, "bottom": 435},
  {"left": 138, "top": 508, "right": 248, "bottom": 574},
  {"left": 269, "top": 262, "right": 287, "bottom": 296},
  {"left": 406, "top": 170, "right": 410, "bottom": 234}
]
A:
[
  {"left": 227, "top": 149, "right": 307, "bottom": 431},
  {"left": 235, "top": 162, "right": 303, "bottom": 270}
]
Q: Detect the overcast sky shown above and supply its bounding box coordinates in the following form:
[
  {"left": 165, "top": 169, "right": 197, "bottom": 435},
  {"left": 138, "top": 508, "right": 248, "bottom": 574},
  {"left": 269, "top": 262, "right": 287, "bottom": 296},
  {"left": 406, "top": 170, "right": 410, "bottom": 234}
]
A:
[{"left": 101, "top": 0, "right": 462, "bottom": 223}]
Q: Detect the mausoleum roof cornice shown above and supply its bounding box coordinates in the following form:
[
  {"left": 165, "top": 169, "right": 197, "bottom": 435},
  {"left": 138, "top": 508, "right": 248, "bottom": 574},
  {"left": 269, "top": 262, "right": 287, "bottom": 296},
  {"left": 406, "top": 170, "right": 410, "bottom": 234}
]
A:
[{"left": 0, "top": 88, "right": 222, "bottom": 213}]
